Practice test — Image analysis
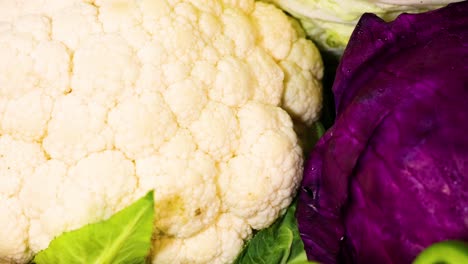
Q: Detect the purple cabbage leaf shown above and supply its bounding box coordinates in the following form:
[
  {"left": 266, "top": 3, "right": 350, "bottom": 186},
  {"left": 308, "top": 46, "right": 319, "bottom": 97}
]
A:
[{"left": 297, "top": 2, "right": 468, "bottom": 264}]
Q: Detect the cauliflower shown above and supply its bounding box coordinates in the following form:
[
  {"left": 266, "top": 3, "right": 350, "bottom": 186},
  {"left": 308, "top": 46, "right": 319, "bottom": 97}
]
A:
[{"left": 0, "top": 0, "right": 323, "bottom": 263}]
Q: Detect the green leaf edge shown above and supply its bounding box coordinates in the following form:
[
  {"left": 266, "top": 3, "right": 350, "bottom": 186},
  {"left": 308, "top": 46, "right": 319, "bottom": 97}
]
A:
[
  {"left": 234, "top": 200, "right": 318, "bottom": 264},
  {"left": 413, "top": 240, "right": 468, "bottom": 264},
  {"left": 32, "top": 191, "right": 155, "bottom": 264}
]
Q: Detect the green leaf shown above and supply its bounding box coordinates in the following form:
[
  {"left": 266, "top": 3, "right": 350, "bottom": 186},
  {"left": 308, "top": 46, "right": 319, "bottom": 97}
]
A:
[
  {"left": 413, "top": 240, "right": 468, "bottom": 264},
  {"left": 296, "top": 121, "right": 327, "bottom": 155},
  {"left": 310, "top": 122, "right": 326, "bottom": 144},
  {"left": 33, "top": 191, "right": 155, "bottom": 264},
  {"left": 234, "top": 201, "right": 318, "bottom": 264}
]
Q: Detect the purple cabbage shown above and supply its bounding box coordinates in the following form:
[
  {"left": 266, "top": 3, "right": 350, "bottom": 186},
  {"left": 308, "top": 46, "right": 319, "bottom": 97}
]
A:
[{"left": 297, "top": 2, "right": 468, "bottom": 264}]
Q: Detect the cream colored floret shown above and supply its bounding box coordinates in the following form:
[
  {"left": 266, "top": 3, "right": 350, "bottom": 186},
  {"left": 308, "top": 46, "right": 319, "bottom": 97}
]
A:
[{"left": 0, "top": 0, "right": 322, "bottom": 263}]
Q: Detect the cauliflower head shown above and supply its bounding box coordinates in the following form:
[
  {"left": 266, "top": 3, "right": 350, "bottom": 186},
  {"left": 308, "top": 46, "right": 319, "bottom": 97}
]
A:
[{"left": 0, "top": 0, "right": 323, "bottom": 263}]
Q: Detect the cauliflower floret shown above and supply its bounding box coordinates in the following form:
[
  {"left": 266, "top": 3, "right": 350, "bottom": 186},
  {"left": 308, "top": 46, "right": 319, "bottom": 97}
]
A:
[
  {"left": 0, "top": 198, "right": 31, "bottom": 264},
  {"left": 0, "top": 0, "right": 323, "bottom": 263},
  {"left": 153, "top": 214, "right": 252, "bottom": 264}
]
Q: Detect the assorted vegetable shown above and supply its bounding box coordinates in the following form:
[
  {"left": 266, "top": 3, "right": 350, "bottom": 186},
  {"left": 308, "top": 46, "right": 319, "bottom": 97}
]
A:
[
  {"left": 297, "top": 1, "right": 468, "bottom": 263},
  {"left": 0, "top": 0, "right": 466, "bottom": 263}
]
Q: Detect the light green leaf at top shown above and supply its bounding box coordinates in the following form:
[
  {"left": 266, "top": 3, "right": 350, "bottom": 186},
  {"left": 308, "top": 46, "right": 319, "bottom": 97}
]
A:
[
  {"left": 263, "top": 0, "right": 451, "bottom": 55},
  {"left": 33, "top": 191, "right": 155, "bottom": 264},
  {"left": 234, "top": 201, "right": 318, "bottom": 264}
]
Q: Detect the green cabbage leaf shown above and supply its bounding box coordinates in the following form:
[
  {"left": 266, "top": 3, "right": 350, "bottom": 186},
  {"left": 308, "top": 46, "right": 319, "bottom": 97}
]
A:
[{"left": 263, "top": 0, "right": 455, "bottom": 55}]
